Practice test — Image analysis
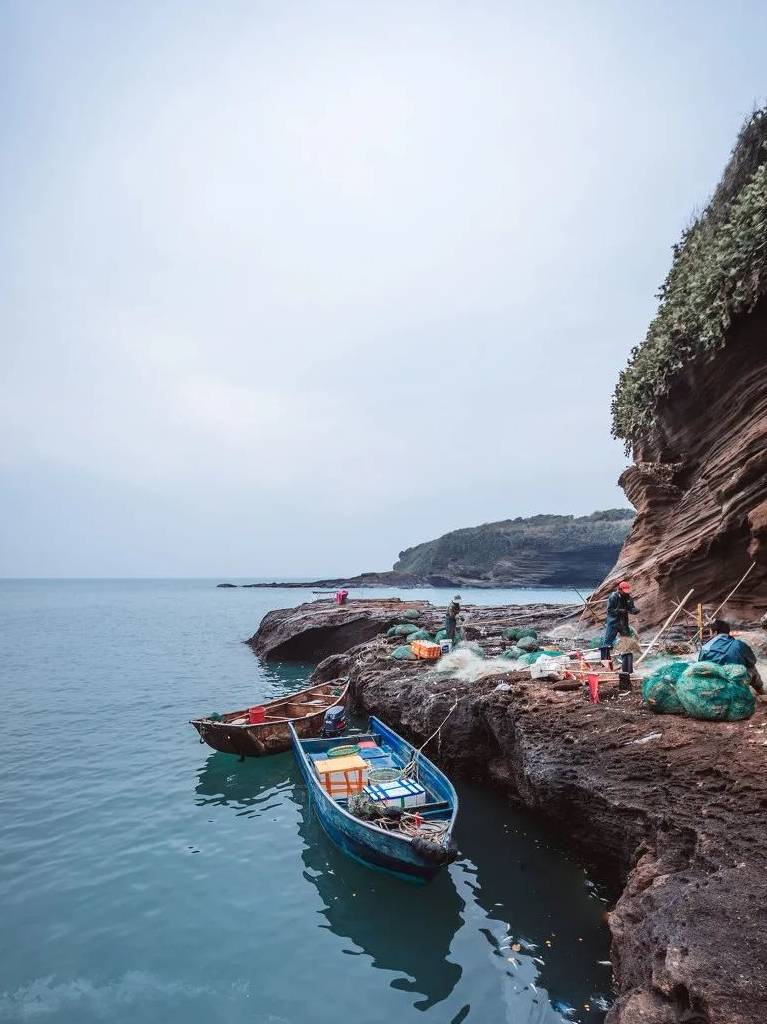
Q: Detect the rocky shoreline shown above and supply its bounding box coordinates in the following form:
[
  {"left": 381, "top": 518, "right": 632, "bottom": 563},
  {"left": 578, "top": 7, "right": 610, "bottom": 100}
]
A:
[{"left": 251, "top": 598, "right": 767, "bottom": 1024}]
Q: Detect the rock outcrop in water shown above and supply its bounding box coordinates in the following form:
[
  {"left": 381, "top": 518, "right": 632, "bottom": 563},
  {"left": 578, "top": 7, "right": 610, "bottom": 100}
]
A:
[
  {"left": 247, "top": 598, "right": 433, "bottom": 661},
  {"left": 250, "top": 600, "right": 767, "bottom": 1024},
  {"left": 596, "top": 111, "right": 767, "bottom": 625}
]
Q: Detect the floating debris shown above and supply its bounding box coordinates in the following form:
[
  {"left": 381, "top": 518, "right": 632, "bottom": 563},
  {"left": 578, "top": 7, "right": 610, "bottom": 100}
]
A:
[
  {"left": 590, "top": 994, "right": 612, "bottom": 1011},
  {"left": 629, "top": 731, "right": 663, "bottom": 745}
]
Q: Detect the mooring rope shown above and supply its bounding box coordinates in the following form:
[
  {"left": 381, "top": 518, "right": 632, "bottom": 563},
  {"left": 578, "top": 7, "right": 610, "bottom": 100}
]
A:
[{"left": 401, "top": 698, "right": 461, "bottom": 782}]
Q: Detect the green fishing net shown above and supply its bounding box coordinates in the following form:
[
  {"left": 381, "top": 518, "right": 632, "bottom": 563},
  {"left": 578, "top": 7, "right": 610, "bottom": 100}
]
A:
[
  {"left": 435, "top": 628, "right": 462, "bottom": 643},
  {"left": 676, "top": 663, "right": 756, "bottom": 721},
  {"left": 406, "top": 629, "right": 434, "bottom": 642},
  {"left": 641, "top": 661, "right": 688, "bottom": 715},
  {"left": 516, "top": 635, "right": 539, "bottom": 653},
  {"left": 501, "top": 646, "right": 522, "bottom": 660},
  {"left": 386, "top": 623, "right": 420, "bottom": 638},
  {"left": 391, "top": 644, "right": 417, "bottom": 660}
]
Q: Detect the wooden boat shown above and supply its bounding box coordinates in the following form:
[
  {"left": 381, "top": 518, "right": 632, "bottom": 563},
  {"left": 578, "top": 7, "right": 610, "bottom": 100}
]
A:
[
  {"left": 191, "top": 680, "right": 349, "bottom": 757},
  {"left": 290, "top": 715, "right": 458, "bottom": 883}
]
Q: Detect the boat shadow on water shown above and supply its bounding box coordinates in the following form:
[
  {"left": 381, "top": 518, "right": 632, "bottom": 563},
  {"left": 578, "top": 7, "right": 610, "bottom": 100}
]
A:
[
  {"left": 192, "top": 753, "right": 612, "bottom": 1022},
  {"left": 295, "top": 783, "right": 465, "bottom": 1012},
  {"left": 193, "top": 750, "right": 463, "bottom": 1011},
  {"left": 194, "top": 750, "right": 297, "bottom": 814}
]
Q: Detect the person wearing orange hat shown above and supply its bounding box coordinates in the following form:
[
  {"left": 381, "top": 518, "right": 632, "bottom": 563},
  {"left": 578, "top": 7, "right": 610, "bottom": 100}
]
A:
[{"left": 603, "top": 580, "right": 639, "bottom": 649}]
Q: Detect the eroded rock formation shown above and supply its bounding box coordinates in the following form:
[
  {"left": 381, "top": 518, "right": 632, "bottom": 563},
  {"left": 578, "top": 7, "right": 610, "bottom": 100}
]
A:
[
  {"left": 595, "top": 299, "right": 767, "bottom": 625},
  {"left": 598, "top": 111, "right": 767, "bottom": 626}
]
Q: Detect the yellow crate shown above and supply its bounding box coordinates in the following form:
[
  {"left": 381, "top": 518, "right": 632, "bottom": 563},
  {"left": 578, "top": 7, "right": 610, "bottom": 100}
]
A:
[{"left": 314, "top": 754, "right": 369, "bottom": 797}]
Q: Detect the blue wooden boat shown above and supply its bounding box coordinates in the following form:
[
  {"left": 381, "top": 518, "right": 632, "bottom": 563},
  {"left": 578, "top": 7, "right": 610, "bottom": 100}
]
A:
[{"left": 289, "top": 716, "right": 458, "bottom": 883}]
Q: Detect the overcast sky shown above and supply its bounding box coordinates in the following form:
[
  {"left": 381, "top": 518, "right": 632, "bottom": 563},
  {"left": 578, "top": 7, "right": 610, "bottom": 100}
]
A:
[{"left": 2, "top": 1, "right": 765, "bottom": 577}]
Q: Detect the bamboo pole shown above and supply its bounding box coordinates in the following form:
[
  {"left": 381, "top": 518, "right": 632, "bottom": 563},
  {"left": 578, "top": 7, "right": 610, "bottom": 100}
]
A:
[
  {"left": 573, "top": 587, "right": 600, "bottom": 624},
  {"left": 673, "top": 597, "right": 698, "bottom": 622},
  {"left": 637, "top": 588, "right": 695, "bottom": 665},
  {"left": 706, "top": 562, "right": 757, "bottom": 623}
]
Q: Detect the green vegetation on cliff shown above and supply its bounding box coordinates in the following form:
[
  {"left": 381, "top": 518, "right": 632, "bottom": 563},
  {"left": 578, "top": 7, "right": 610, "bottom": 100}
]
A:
[
  {"left": 612, "top": 108, "right": 767, "bottom": 447},
  {"left": 393, "top": 509, "right": 634, "bottom": 586}
]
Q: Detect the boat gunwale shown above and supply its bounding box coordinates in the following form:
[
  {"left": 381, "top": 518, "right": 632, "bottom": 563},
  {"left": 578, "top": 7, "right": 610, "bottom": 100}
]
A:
[
  {"left": 289, "top": 715, "right": 458, "bottom": 851},
  {"left": 190, "top": 680, "right": 348, "bottom": 729}
]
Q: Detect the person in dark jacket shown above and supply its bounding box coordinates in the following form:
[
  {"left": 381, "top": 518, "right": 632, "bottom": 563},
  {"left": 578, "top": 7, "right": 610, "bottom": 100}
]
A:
[
  {"left": 445, "top": 595, "right": 461, "bottom": 641},
  {"left": 698, "top": 619, "right": 764, "bottom": 693},
  {"left": 603, "top": 581, "right": 639, "bottom": 648}
]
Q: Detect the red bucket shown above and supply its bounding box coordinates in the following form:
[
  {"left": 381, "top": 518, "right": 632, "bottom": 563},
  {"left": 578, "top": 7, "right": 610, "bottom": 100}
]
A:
[{"left": 248, "top": 706, "right": 265, "bottom": 724}]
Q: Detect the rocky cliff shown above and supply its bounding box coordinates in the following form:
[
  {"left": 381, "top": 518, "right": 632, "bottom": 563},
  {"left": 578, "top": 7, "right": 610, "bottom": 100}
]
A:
[
  {"left": 224, "top": 508, "right": 634, "bottom": 591},
  {"left": 596, "top": 110, "right": 767, "bottom": 624},
  {"left": 392, "top": 509, "right": 635, "bottom": 587}
]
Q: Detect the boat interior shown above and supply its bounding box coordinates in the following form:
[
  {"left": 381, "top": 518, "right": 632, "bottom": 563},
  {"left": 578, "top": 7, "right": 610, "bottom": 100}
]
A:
[
  {"left": 213, "top": 682, "right": 346, "bottom": 725},
  {"left": 301, "top": 731, "right": 453, "bottom": 821}
]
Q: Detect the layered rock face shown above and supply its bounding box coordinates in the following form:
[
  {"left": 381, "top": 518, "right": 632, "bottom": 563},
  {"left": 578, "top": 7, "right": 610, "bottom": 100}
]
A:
[
  {"left": 595, "top": 298, "right": 767, "bottom": 625},
  {"left": 599, "top": 110, "right": 767, "bottom": 626},
  {"left": 394, "top": 509, "right": 634, "bottom": 587}
]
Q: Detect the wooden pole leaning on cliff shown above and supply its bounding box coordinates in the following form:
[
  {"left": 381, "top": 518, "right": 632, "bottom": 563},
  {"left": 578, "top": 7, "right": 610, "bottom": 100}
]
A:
[
  {"left": 572, "top": 587, "right": 600, "bottom": 624},
  {"left": 636, "top": 588, "right": 695, "bottom": 666},
  {"left": 706, "top": 562, "right": 757, "bottom": 624}
]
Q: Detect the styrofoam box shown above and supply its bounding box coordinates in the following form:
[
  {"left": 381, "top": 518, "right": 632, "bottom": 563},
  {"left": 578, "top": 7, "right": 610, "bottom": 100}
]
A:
[{"left": 364, "top": 778, "right": 427, "bottom": 809}]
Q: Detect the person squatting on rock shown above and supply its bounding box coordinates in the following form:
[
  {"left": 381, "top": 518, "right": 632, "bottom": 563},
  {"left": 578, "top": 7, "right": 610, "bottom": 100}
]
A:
[
  {"left": 698, "top": 618, "right": 764, "bottom": 694},
  {"left": 603, "top": 580, "right": 639, "bottom": 648},
  {"left": 445, "top": 595, "right": 461, "bottom": 641}
]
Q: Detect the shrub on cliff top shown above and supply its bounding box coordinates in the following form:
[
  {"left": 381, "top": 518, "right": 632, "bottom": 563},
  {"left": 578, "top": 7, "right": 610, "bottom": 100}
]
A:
[{"left": 612, "top": 109, "right": 767, "bottom": 448}]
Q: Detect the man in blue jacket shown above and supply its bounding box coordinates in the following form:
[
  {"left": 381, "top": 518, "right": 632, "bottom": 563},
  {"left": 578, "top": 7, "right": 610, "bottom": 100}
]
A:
[
  {"left": 603, "top": 580, "right": 639, "bottom": 648},
  {"left": 699, "top": 619, "right": 764, "bottom": 693}
]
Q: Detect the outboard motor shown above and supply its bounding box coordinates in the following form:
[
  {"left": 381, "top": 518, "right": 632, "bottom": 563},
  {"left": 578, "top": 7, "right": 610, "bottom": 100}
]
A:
[{"left": 321, "top": 706, "right": 347, "bottom": 738}]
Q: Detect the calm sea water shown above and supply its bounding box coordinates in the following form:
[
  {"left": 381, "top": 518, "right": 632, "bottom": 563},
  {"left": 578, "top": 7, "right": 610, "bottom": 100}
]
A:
[{"left": 0, "top": 580, "right": 612, "bottom": 1024}]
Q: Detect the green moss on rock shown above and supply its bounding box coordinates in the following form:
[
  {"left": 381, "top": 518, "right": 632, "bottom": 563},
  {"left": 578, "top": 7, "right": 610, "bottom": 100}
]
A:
[{"left": 612, "top": 109, "right": 767, "bottom": 447}]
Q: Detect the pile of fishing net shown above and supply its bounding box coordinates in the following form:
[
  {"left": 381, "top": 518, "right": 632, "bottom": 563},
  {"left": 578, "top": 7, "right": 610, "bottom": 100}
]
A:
[
  {"left": 391, "top": 644, "right": 417, "bottom": 660},
  {"left": 501, "top": 643, "right": 561, "bottom": 665},
  {"left": 642, "top": 660, "right": 755, "bottom": 721},
  {"left": 406, "top": 628, "right": 434, "bottom": 642},
  {"left": 435, "top": 628, "right": 463, "bottom": 643},
  {"left": 387, "top": 623, "right": 420, "bottom": 638},
  {"left": 400, "top": 609, "right": 421, "bottom": 621},
  {"left": 348, "top": 791, "right": 403, "bottom": 821}
]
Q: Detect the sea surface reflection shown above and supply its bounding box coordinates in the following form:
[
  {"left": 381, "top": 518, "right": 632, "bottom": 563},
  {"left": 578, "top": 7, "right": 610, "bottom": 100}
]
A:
[{"left": 1, "top": 579, "right": 611, "bottom": 1024}]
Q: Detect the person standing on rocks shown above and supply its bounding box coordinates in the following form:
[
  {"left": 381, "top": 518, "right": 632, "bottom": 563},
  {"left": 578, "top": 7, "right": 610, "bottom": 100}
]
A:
[
  {"left": 602, "top": 581, "right": 639, "bottom": 649},
  {"left": 699, "top": 619, "right": 764, "bottom": 693},
  {"left": 445, "top": 595, "right": 461, "bottom": 642}
]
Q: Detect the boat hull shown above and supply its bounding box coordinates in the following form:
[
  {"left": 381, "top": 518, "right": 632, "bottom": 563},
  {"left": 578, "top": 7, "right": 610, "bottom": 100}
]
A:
[
  {"left": 191, "top": 681, "right": 348, "bottom": 757},
  {"left": 290, "top": 716, "right": 458, "bottom": 883}
]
